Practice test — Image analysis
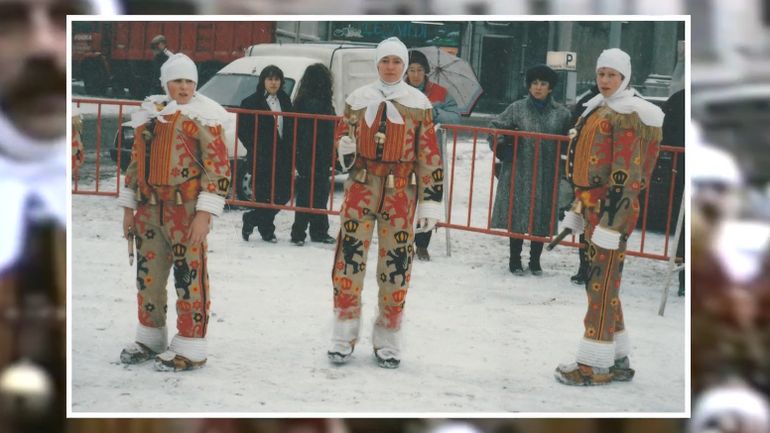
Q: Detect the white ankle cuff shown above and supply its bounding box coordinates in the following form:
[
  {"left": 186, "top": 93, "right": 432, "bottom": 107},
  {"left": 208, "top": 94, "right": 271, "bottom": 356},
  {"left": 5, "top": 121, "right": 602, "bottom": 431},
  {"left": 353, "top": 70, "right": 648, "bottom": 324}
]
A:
[
  {"left": 330, "top": 317, "right": 361, "bottom": 349},
  {"left": 614, "top": 330, "right": 631, "bottom": 358},
  {"left": 576, "top": 338, "right": 614, "bottom": 368},
  {"left": 135, "top": 324, "right": 167, "bottom": 354},
  {"left": 168, "top": 334, "right": 207, "bottom": 362},
  {"left": 372, "top": 325, "right": 401, "bottom": 353}
]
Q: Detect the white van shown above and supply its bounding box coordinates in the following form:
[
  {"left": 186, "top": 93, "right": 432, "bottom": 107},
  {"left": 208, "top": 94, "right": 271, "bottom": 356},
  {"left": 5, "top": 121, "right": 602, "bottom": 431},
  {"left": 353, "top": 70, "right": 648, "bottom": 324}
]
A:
[{"left": 197, "top": 42, "right": 379, "bottom": 114}]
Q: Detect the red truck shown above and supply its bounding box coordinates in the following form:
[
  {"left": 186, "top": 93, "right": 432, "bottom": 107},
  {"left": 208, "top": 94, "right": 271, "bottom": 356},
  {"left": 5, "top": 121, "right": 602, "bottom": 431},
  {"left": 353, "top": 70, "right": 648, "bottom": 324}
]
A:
[{"left": 72, "top": 21, "right": 275, "bottom": 98}]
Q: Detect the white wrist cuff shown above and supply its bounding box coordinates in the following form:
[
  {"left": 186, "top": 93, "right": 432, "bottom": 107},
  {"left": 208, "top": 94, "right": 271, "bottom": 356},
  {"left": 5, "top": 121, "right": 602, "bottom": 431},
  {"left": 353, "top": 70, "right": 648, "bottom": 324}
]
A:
[
  {"left": 592, "top": 225, "right": 621, "bottom": 250},
  {"left": 561, "top": 211, "right": 584, "bottom": 235},
  {"left": 117, "top": 188, "right": 137, "bottom": 210},
  {"left": 196, "top": 191, "right": 225, "bottom": 217},
  {"left": 168, "top": 334, "right": 207, "bottom": 362},
  {"left": 338, "top": 151, "right": 356, "bottom": 173},
  {"left": 417, "top": 201, "right": 443, "bottom": 221},
  {"left": 576, "top": 338, "right": 615, "bottom": 368}
]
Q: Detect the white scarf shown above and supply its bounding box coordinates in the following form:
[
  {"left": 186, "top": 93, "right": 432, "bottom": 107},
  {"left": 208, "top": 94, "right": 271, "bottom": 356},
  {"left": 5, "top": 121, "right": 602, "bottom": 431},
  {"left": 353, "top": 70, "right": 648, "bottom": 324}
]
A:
[
  {"left": 126, "top": 93, "right": 229, "bottom": 129},
  {"left": 581, "top": 49, "right": 664, "bottom": 127},
  {"left": 0, "top": 113, "right": 66, "bottom": 273},
  {"left": 346, "top": 77, "right": 433, "bottom": 128}
]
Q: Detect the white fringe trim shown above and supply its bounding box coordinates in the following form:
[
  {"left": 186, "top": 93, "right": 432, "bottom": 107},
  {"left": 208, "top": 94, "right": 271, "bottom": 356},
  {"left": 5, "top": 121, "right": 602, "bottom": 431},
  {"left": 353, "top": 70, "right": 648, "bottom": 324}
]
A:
[
  {"left": 417, "top": 200, "right": 443, "bottom": 221},
  {"left": 168, "top": 334, "right": 207, "bottom": 362},
  {"left": 576, "top": 338, "right": 615, "bottom": 368},
  {"left": 195, "top": 191, "right": 225, "bottom": 217},
  {"left": 135, "top": 324, "right": 167, "bottom": 354},
  {"left": 117, "top": 188, "right": 137, "bottom": 210},
  {"left": 614, "top": 330, "right": 631, "bottom": 358},
  {"left": 330, "top": 316, "right": 361, "bottom": 346},
  {"left": 592, "top": 225, "right": 621, "bottom": 250},
  {"left": 372, "top": 325, "right": 401, "bottom": 359}
]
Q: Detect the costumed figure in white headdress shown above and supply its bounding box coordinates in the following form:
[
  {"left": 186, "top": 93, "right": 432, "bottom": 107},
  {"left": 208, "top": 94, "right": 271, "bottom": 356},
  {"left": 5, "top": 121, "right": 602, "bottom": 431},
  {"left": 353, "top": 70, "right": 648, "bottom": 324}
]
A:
[
  {"left": 117, "top": 53, "right": 231, "bottom": 371},
  {"left": 556, "top": 48, "right": 664, "bottom": 385},
  {"left": 327, "top": 37, "right": 443, "bottom": 369}
]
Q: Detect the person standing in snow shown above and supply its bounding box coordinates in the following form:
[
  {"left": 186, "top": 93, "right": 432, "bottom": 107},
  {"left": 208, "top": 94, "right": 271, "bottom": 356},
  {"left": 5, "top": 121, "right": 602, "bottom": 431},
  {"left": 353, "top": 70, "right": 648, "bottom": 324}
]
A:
[
  {"left": 327, "top": 37, "right": 443, "bottom": 369},
  {"left": 404, "top": 49, "right": 458, "bottom": 261},
  {"left": 289, "top": 63, "right": 337, "bottom": 246},
  {"left": 488, "top": 64, "right": 571, "bottom": 276},
  {"left": 238, "top": 65, "right": 294, "bottom": 243},
  {"left": 117, "top": 53, "right": 231, "bottom": 372},
  {"left": 555, "top": 48, "right": 663, "bottom": 385}
]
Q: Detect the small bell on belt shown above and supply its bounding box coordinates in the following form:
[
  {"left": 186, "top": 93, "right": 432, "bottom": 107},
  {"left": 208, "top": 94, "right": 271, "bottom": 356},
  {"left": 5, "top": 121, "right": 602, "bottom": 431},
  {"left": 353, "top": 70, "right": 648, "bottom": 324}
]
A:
[
  {"left": 148, "top": 191, "right": 158, "bottom": 206},
  {"left": 174, "top": 189, "right": 184, "bottom": 206},
  {"left": 409, "top": 171, "right": 417, "bottom": 186},
  {"left": 136, "top": 189, "right": 143, "bottom": 203},
  {"left": 353, "top": 167, "right": 368, "bottom": 184},
  {"left": 573, "top": 200, "right": 584, "bottom": 214},
  {"left": 385, "top": 171, "right": 395, "bottom": 190}
]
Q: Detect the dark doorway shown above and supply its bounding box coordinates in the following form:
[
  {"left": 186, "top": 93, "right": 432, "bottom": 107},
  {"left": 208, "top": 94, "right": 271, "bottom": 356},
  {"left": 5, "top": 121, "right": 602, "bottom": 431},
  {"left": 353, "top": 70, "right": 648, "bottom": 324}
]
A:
[{"left": 479, "top": 36, "right": 514, "bottom": 113}]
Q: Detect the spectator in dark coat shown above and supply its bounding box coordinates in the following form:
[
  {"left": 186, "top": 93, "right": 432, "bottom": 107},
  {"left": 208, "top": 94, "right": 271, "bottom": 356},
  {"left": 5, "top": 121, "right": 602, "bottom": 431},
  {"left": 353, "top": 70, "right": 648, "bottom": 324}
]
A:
[
  {"left": 238, "top": 65, "right": 294, "bottom": 243},
  {"left": 488, "top": 64, "right": 571, "bottom": 276},
  {"left": 661, "top": 89, "right": 685, "bottom": 295},
  {"left": 289, "top": 63, "right": 337, "bottom": 246}
]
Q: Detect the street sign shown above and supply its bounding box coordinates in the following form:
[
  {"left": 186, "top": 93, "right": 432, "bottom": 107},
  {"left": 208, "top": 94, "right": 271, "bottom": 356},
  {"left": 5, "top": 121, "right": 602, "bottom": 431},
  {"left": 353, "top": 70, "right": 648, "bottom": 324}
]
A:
[{"left": 546, "top": 51, "right": 577, "bottom": 70}]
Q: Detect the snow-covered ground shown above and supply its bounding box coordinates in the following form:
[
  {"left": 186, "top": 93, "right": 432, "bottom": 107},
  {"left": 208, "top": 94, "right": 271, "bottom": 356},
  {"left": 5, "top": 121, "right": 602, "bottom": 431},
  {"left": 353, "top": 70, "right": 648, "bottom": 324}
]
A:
[{"left": 70, "top": 137, "right": 685, "bottom": 415}]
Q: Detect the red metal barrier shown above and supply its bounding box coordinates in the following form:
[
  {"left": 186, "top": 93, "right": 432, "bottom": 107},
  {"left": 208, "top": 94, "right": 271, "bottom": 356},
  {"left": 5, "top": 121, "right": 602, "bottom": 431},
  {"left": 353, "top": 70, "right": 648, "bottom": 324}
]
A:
[
  {"left": 73, "top": 97, "right": 684, "bottom": 261},
  {"left": 441, "top": 123, "right": 684, "bottom": 261}
]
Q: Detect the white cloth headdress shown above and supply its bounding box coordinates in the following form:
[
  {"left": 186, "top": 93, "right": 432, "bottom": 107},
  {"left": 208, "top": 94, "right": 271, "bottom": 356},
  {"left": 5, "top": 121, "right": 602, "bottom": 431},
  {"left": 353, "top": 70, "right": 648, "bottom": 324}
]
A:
[
  {"left": 128, "top": 53, "right": 228, "bottom": 130},
  {"left": 160, "top": 53, "right": 198, "bottom": 96},
  {"left": 347, "top": 37, "right": 431, "bottom": 127},
  {"left": 581, "top": 48, "right": 664, "bottom": 127}
]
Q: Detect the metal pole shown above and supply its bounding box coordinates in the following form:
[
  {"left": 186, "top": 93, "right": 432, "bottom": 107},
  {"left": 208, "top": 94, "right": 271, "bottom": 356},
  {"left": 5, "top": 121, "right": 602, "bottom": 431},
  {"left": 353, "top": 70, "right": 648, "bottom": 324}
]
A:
[
  {"left": 609, "top": 22, "right": 622, "bottom": 48},
  {"left": 659, "top": 197, "right": 685, "bottom": 316},
  {"left": 441, "top": 127, "right": 452, "bottom": 257}
]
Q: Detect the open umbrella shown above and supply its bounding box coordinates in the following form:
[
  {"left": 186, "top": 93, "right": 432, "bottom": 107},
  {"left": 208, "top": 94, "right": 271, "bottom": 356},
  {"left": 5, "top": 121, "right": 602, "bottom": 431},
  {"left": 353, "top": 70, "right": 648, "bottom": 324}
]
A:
[{"left": 412, "top": 46, "right": 483, "bottom": 116}]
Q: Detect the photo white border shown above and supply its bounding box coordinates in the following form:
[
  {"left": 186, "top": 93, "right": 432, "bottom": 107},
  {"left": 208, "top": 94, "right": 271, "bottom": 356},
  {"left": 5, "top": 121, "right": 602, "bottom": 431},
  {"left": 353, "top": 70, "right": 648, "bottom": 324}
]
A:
[{"left": 66, "top": 13, "right": 691, "bottom": 419}]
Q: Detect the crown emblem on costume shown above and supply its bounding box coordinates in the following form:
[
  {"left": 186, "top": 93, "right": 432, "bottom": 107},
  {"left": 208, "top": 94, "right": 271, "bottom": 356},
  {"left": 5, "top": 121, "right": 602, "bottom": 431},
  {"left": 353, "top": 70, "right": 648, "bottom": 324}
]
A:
[
  {"left": 344, "top": 220, "right": 359, "bottom": 233},
  {"left": 432, "top": 168, "right": 444, "bottom": 182}
]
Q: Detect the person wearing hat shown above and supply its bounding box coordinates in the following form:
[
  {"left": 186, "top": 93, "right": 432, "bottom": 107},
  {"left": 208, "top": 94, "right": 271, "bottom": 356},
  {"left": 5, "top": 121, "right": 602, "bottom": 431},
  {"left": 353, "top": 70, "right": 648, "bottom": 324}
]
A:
[
  {"left": 328, "top": 37, "right": 443, "bottom": 369},
  {"left": 556, "top": 48, "right": 664, "bottom": 385},
  {"left": 405, "top": 49, "right": 459, "bottom": 261},
  {"left": 488, "top": 64, "right": 571, "bottom": 276},
  {"left": 149, "top": 34, "right": 174, "bottom": 95},
  {"left": 117, "top": 53, "right": 232, "bottom": 372}
]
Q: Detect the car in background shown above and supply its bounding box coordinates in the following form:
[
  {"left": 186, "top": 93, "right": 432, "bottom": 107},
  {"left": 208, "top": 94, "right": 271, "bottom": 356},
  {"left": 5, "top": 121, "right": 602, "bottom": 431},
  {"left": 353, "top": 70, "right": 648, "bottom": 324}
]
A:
[{"left": 112, "top": 42, "right": 379, "bottom": 200}]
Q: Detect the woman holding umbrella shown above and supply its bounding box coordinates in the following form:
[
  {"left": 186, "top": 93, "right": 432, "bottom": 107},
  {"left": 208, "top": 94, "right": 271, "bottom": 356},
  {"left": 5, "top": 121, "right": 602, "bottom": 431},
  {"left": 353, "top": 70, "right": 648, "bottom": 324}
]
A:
[{"left": 405, "top": 49, "right": 459, "bottom": 261}]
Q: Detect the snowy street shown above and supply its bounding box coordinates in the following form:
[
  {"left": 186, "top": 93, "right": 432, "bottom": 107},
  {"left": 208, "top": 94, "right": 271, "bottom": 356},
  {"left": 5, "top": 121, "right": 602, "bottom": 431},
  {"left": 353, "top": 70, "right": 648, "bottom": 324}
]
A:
[{"left": 70, "top": 137, "right": 685, "bottom": 414}]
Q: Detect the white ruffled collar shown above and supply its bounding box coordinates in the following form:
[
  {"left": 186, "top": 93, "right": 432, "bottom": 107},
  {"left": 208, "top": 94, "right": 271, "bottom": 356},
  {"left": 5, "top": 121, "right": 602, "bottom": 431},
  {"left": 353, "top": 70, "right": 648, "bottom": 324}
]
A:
[{"left": 126, "top": 93, "right": 229, "bottom": 128}]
